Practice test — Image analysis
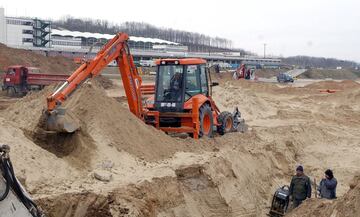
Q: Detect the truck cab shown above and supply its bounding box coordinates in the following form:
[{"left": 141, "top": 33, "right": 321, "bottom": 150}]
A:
[
  {"left": 2, "top": 65, "right": 68, "bottom": 96},
  {"left": 2, "top": 66, "right": 30, "bottom": 95}
]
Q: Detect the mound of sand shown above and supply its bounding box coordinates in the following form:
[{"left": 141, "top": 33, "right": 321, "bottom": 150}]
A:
[
  {"left": 287, "top": 174, "right": 360, "bottom": 217},
  {"left": 299, "top": 69, "right": 360, "bottom": 80},
  {"left": 0, "top": 43, "right": 76, "bottom": 73},
  {"left": 305, "top": 80, "right": 360, "bottom": 90},
  {"left": 4, "top": 81, "right": 194, "bottom": 161}
]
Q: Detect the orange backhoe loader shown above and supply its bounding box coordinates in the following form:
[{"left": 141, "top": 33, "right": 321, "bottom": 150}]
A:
[{"left": 45, "top": 33, "right": 246, "bottom": 139}]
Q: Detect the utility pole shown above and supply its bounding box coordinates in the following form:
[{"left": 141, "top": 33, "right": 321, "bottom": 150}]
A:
[{"left": 263, "top": 43, "right": 266, "bottom": 58}]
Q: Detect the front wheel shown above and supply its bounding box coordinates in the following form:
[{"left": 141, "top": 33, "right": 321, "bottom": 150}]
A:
[
  {"left": 199, "top": 104, "right": 214, "bottom": 138},
  {"left": 6, "top": 87, "right": 16, "bottom": 97},
  {"left": 217, "top": 111, "right": 234, "bottom": 135}
]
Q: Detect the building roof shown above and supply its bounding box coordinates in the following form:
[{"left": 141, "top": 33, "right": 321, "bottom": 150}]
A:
[{"left": 51, "top": 29, "right": 179, "bottom": 45}]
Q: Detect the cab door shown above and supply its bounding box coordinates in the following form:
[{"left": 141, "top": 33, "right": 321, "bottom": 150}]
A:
[{"left": 154, "top": 64, "right": 185, "bottom": 112}]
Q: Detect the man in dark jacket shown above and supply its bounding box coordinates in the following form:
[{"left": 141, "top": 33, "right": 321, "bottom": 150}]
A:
[
  {"left": 318, "top": 169, "right": 337, "bottom": 199},
  {"left": 289, "top": 165, "right": 312, "bottom": 208}
]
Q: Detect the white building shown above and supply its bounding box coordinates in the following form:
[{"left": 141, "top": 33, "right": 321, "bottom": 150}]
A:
[
  {"left": 153, "top": 44, "right": 188, "bottom": 52},
  {"left": 0, "top": 8, "right": 51, "bottom": 47},
  {"left": 0, "top": 8, "right": 6, "bottom": 44}
]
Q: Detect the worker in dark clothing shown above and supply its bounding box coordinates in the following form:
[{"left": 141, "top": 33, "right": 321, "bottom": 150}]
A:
[
  {"left": 245, "top": 68, "right": 251, "bottom": 80},
  {"left": 289, "top": 165, "right": 312, "bottom": 208},
  {"left": 168, "top": 72, "right": 182, "bottom": 101},
  {"left": 170, "top": 73, "right": 182, "bottom": 91},
  {"left": 318, "top": 169, "right": 337, "bottom": 199}
]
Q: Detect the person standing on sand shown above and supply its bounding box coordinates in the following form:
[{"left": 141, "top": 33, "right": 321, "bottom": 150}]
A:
[
  {"left": 289, "top": 165, "right": 312, "bottom": 208},
  {"left": 318, "top": 169, "right": 337, "bottom": 199}
]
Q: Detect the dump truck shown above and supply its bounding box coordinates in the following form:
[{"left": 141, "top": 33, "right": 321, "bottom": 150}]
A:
[{"left": 1, "top": 66, "right": 68, "bottom": 96}]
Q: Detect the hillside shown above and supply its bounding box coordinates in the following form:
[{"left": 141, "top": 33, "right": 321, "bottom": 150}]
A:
[{"left": 0, "top": 43, "right": 76, "bottom": 74}]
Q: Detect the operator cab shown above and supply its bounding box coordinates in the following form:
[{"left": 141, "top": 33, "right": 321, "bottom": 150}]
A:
[{"left": 154, "top": 59, "right": 209, "bottom": 112}]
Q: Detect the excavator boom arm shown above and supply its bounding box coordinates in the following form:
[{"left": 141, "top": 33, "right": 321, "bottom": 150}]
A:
[{"left": 47, "top": 33, "right": 143, "bottom": 118}]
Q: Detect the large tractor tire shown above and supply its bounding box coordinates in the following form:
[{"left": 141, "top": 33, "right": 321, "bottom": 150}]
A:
[
  {"left": 216, "top": 111, "right": 235, "bottom": 135},
  {"left": 199, "top": 104, "right": 214, "bottom": 138}
]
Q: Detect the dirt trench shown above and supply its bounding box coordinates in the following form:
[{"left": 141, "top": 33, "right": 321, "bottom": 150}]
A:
[{"left": 32, "top": 126, "right": 301, "bottom": 217}]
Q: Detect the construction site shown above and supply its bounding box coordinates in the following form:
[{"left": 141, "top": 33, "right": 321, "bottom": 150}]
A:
[
  {"left": 0, "top": 3, "right": 360, "bottom": 217},
  {"left": 0, "top": 35, "right": 359, "bottom": 217}
]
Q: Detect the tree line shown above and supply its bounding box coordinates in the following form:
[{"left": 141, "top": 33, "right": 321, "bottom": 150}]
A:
[{"left": 53, "top": 17, "right": 239, "bottom": 52}]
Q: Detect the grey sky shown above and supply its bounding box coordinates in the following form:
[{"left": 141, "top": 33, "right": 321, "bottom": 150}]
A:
[{"left": 1, "top": 0, "right": 360, "bottom": 61}]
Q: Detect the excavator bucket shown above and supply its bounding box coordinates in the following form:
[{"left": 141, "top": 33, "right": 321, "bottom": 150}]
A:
[
  {"left": 45, "top": 108, "right": 80, "bottom": 133},
  {"left": 232, "top": 107, "right": 248, "bottom": 133}
]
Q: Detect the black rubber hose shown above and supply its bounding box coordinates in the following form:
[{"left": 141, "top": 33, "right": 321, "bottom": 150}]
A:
[
  {"left": 6, "top": 159, "right": 42, "bottom": 217},
  {"left": 0, "top": 157, "right": 10, "bottom": 201}
]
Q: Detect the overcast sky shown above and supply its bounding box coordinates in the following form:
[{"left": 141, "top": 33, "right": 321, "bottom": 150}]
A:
[{"left": 1, "top": 0, "right": 360, "bottom": 62}]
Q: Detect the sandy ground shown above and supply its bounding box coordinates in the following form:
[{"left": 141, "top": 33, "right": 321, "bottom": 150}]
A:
[{"left": 0, "top": 75, "right": 359, "bottom": 216}]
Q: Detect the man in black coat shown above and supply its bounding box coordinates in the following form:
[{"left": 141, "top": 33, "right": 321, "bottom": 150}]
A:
[{"left": 289, "top": 165, "right": 312, "bottom": 208}]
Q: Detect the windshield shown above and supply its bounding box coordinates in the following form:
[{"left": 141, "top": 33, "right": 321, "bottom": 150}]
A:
[
  {"left": 156, "top": 65, "right": 184, "bottom": 102},
  {"left": 6, "top": 68, "right": 16, "bottom": 75}
]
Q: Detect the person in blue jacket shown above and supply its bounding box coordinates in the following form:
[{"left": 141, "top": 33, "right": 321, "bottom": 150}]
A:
[{"left": 318, "top": 169, "right": 337, "bottom": 199}]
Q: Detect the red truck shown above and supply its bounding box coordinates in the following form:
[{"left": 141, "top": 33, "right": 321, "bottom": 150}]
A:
[{"left": 1, "top": 66, "right": 68, "bottom": 96}]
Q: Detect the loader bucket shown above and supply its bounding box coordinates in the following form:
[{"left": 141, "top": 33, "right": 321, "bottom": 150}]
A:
[
  {"left": 232, "top": 107, "right": 248, "bottom": 133},
  {"left": 45, "top": 108, "right": 80, "bottom": 133}
]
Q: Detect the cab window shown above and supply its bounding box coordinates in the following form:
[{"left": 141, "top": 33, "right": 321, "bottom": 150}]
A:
[
  {"left": 185, "top": 65, "right": 201, "bottom": 101},
  {"left": 156, "top": 65, "right": 184, "bottom": 102}
]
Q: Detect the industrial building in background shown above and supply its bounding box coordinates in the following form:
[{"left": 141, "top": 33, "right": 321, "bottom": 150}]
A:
[{"left": 0, "top": 7, "right": 281, "bottom": 69}]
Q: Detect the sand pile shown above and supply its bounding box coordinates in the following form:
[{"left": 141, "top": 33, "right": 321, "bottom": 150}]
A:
[
  {"left": 5, "top": 81, "right": 193, "bottom": 161},
  {"left": 287, "top": 174, "right": 360, "bottom": 217},
  {"left": 299, "top": 69, "right": 360, "bottom": 80},
  {"left": 305, "top": 80, "right": 360, "bottom": 90},
  {"left": 0, "top": 43, "right": 76, "bottom": 73}
]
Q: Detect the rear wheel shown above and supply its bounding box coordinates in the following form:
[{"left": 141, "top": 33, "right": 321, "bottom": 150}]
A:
[
  {"left": 199, "top": 104, "right": 213, "bottom": 138},
  {"left": 217, "top": 111, "right": 234, "bottom": 135}
]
